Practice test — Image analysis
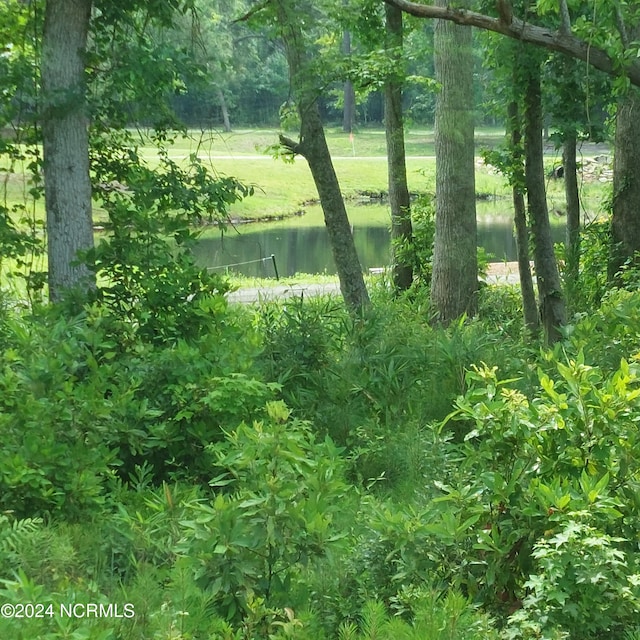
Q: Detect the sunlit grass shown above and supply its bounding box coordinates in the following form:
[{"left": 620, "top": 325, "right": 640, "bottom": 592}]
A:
[
  {"left": 226, "top": 272, "right": 341, "bottom": 289},
  {"left": 2, "top": 126, "right": 609, "bottom": 228}
]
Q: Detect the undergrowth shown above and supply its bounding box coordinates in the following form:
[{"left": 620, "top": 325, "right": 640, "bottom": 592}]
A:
[{"left": 3, "top": 276, "right": 640, "bottom": 638}]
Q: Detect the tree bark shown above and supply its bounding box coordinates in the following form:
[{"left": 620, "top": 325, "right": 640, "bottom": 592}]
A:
[
  {"left": 523, "top": 64, "right": 565, "bottom": 344},
  {"left": 383, "top": 0, "right": 640, "bottom": 88},
  {"left": 430, "top": 0, "right": 478, "bottom": 323},
  {"left": 563, "top": 134, "right": 580, "bottom": 302},
  {"left": 507, "top": 100, "right": 538, "bottom": 332},
  {"left": 275, "top": 1, "right": 369, "bottom": 311},
  {"left": 608, "top": 88, "right": 640, "bottom": 280},
  {"left": 41, "top": 0, "right": 94, "bottom": 301},
  {"left": 384, "top": 3, "right": 413, "bottom": 291}
]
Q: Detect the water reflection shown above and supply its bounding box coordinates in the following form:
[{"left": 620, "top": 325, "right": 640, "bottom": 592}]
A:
[{"left": 193, "top": 205, "right": 565, "bottom": 277}]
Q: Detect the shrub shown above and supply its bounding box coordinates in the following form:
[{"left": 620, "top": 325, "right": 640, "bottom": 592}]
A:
[
  {"left": 0, "top": 312, "right": 119, "bottom": 518},
  {"left": 506, "top": 520, "right": 640, "bottom": 639},
  {"left": 176, "top": 401, "right": 350, "bottom": 621},
  {"left": 438, "top": 347, "right": 640, "bottom": 617}
]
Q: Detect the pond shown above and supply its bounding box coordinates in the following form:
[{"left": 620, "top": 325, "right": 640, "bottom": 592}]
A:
[{"left": 193, "top": 202, "right": 566, "bottom": 278}]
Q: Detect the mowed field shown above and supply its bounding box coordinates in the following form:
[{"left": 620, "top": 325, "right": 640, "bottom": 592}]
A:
[{"left": 1, "top": 126, "right": 608, "bottom": 228}]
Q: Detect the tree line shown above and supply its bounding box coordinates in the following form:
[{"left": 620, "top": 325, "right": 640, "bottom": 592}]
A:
[{"left": 2, "top": 0, "right": 640, "bottom": 343}]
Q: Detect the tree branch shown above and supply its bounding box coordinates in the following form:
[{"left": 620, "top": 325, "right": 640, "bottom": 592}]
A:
[
  {"left": 232, "top": 0, "right": 271, "bottom": 24},
  {"left": 279, "top": 133, "right": 304, "bottom": 156},
  {"left": 383, "top": 0, "right": 640, "bottom": 88}
]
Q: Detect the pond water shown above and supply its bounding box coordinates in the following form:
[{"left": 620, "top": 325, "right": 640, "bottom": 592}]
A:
[{"left": 193, "top": 203, "right": 566, "bottom": 278}]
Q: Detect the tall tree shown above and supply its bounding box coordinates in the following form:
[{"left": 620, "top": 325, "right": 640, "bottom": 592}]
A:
[
  {"left": 255, "top": 0, "right": 369, "bottom": 310},
  {"left": 387, "top": 0, "right": 640, "bottom": 307},
  {"left": 507, "top": 99, "right": 539, "bottom": 332},
  {"left": 35, "top": 0, "right": 250, "bottom": 302},
  {"left": 430, "top": 0, "right": 477, "bottom": 323},
  {"left": 608, "top": 21, "right": 640, "bottom": 280},
  {"left": 609, "top": 88, "right": 640, "bottom": 280},
  {"left": 523, "top": 59, "right": 565, "bottom": 343},
  {"left": 384, "top": 3, "right": 413, "bottom": 291},
  {"left": 475, "top": 29, "right": 539, "bottom": 330},
  {"left": 543, "top": 49, "right": 609, "bottom": 306},
  {"left": 41, "top": 0, "right": 94, "bottom": 301}
]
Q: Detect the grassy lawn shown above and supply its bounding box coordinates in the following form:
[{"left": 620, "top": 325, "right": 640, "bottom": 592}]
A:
[
  {"left": 1, "top": 126, "right": 609, "bottom": 225},
  {"left": 133, "top": 127, "right": 518, "bottom": 219}
]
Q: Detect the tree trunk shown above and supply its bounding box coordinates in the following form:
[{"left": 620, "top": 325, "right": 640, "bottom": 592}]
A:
[
  {"left": 609, "top": 88, "right": 640, "bottom": 280},
  {"left": 523, "top": 64, "right": 565, "bottom": 344},
  {"left": 342, "top": 31, "right": 356, "bottom": 134},
  {"left": 384, "top": 3, "right": 413, "bottom": 291},
  {"left": 275, "top": 1, "right": 369, "bottom": 311},
  {"left": 41, "top": 0, "right": 94, "bottom": 301},
  {"left": 217, "top": 87, "right": 232, "bottom": 133},
  {"left": 563, "top": 133, "right": 580, "bottom": 303},
  {"left": 507, "top": 100, "right": 538, "bottom": 332},
  {"left": 430, "top": 0, "right": 478, "bottom": 323}
]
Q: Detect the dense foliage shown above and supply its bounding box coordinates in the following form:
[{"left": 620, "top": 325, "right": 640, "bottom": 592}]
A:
[
  {"left": 3, "top": 261, "right": 640, "bottom": 638},
  {"left": 4, "top": 0, "right": 640, "bottom": 637}
]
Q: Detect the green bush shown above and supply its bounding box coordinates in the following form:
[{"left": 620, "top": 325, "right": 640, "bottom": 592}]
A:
[
  {"left": 0, "top": 293, "right": 274, "bottom": 516},
  {"left": 0, "top": 312, "right": 120, "bottom": 518},
  {"left": 506, "top": 520, "right": 640, "bottom": 639},
  {"left": 438, "top": 347, "right": 640, "bottom": 622},
  {"left": 176, "top": 401, "right": 350, "bottom": 622},
  {"left": 562, "top": 288, "right": 640, "bottom": 373}
]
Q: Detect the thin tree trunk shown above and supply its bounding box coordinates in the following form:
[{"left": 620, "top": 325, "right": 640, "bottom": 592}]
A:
[
  {"left": 275, "top": 1, "right": 369, "bottom": 311},
  {"left": 431, "top": 0, "right": 478, "bottom": 323},
  {"left": 343, "top": 80, "right": 356, "bottom": 134},
  {"left": 384, "top": 3, "right": 413, "bottom": 291},
  {"left": 342, "top": 31, "right": 356, "bottom": 134},
  {"left": 507, "top": 100, "right": 538, "bottom": 331},
  {"left": 523, "top": 64, "right": 565, "bottom": 344},
  {"left": 41, "top": 0, "right": 94, "bottom": 301},
  {"left": 609, "top": 88, "right": 640, "bottom": 281},
  {"left": 217, "top": 87, "right": 232, "bottom": 133},
  {"left": 563, "top": 133, "right": 580, "bottom": 303}
]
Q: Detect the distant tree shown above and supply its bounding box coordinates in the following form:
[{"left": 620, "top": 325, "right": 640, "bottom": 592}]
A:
[
  {"left": 167, "top": 0, "right": 289, "bottom": 130},
  {"left": 342, "top": 29, "right": 356, "bottom": 133}
]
